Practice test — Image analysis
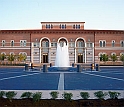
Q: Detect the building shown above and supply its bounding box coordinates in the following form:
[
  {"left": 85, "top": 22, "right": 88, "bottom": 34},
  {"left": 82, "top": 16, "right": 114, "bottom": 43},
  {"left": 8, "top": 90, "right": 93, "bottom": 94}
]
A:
[{"left": 0, "top": 22, "right": 124, "bottom": 65}]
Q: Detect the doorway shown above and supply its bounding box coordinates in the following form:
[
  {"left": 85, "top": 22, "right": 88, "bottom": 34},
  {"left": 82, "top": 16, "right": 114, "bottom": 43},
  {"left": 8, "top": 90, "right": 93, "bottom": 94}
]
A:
[
  {"left": 43, "top": 54, "right": 48, "bottom": 63},
  {"left": 78, "top": 53, "right": 83, "bottom": 63}
]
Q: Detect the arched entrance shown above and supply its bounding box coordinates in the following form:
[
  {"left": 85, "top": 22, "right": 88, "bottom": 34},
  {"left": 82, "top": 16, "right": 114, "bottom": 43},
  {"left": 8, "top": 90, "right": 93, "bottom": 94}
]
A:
[
  {"left": 40, "top": 38, "right": 50, "bottom": 63},
  {"left": 75, "top": 38, "right": 86, "bottom": 63},
  {"left": 58, "top": 37, "right": 68, "bottom": 47}
]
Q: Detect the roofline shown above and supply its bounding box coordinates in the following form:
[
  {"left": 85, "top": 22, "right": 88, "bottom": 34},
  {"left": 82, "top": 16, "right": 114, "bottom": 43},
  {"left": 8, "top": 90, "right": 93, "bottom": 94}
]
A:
[
  {"left": 0, "top": 29, "right": 124, "bottom": 31},
  {"left": 41, "top": 22, "right": 85, "bottom": 24}
]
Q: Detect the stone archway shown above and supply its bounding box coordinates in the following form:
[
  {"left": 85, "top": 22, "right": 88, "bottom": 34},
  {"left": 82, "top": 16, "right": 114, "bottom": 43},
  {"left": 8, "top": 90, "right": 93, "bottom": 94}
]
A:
[
  {"left": 75, "top": 37, "right": 86, "bottom": 63},
  {"left": 40, "top": 37, "right": 51, "bottom": 63}
]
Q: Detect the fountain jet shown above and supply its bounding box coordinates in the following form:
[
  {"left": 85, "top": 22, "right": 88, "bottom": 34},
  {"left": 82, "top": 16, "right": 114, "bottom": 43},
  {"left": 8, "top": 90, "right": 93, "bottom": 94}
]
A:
[{"left": 55, "top": 42, "right": 70, "bottom": 67}]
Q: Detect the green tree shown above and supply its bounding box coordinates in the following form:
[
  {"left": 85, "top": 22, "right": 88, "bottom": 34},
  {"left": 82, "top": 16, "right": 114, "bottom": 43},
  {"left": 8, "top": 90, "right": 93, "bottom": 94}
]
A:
[
  {"left": 7, "top": 54, "right": 15, "bottom": 64},
  {"left": 100, "top": 54, "right": 108, "bottom": 63},
  {"left": 0, "top": 53, "right": 6, "bottom": 61},
  {"left": 111, "top": 54, "right": 117, "bottom": 62},
  {"left": 120, "top": 54, "right": 124, "bottom": 66},
  {"left": 18, "top": 53, "right": 27, "bottom": 62},
  {"left": 0, "top": 53, "right": 6, "bottom": 65}
]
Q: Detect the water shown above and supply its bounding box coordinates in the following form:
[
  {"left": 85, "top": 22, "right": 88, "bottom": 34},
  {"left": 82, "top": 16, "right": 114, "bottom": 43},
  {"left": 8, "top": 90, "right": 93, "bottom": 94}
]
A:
[{"left": 55, "top": 42, "right": 70, "bottom": 67}]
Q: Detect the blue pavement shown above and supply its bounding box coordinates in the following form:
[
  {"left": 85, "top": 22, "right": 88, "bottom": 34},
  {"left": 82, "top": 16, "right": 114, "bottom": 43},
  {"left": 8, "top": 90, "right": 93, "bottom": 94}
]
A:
[{"left": 0, "top": 67, "right": 123, "bottom": 90}]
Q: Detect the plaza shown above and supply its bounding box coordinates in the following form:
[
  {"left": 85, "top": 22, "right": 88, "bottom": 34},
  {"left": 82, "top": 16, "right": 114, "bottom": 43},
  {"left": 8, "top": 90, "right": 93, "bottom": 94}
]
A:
[{"left": 0, "top": 67, "right": 123, "bottom": 90}]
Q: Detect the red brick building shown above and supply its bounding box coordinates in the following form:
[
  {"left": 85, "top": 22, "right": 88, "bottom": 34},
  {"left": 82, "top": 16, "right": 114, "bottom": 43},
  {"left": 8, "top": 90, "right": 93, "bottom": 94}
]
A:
[{"left": 0, "top": 22, "right": 124, "bottom": 65}]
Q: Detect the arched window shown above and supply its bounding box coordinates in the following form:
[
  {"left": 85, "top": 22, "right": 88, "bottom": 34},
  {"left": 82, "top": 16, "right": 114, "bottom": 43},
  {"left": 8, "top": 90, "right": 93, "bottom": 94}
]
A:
[
  {"left": 99, "top": 40, "right": 106, "bottom": 47},
  {"left": 1, "top": 52, "right": 6, "bottom": 55},
  {"left": 42, "top": 41, "right": 49, "bottom": 47},
  {"left": 10, "top": 52, "right": 14, "bottom": 55},
  {"left": 2, "top": 40, "right": 5, "bottom": 47},
  {"left": 111, "top": 52, "right": 116, "bottom": 55},
  {"left": 120, "top": 41, "right": 124, "bottom": 47},
  {"left": 77, "top": 41, "right": 84, "bottom": 47},
  {"left": 112, "top": 40, "right": 115, "bottom": 47},
  {"left": 11, "top": 40, "right": 14, "bottom": 46},
  {"left": 103, "top": 41, "right": 106, "bottom": 47},
  {"left": 99, "top": 41, "right": 102, "bottom": 47}
]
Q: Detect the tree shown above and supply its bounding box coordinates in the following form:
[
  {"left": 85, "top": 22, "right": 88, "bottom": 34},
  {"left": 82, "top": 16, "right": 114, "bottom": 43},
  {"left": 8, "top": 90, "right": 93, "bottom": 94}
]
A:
[
  {"left": 120, "top": 54, "right": 124, "bottom": 66},
  {"left": 7, "top": 54, "right": 15, "bottom": 64},
  {"left": 111, "top": 54, "right": 117, "bottom": 62},
  {"left": 0, "top": 53, "right": 6, "bottom": 61},
  {"left": 18, "top": 53, "right": 27, "bottom": 62},
  {"left": 100, "top": 54, "right": 108, "bottom": 63},
  {"left": 0, "top": 53, "right": 6, "bottom": 65}
]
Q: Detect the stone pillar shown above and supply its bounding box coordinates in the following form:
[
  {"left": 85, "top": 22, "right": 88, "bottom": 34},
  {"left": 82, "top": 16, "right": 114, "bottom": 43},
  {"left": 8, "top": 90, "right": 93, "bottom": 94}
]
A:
[
  {"left": 25, "top": 64, "right": 29, "bottom": 71},
  {"left": 50, "top": 63, "right": 52, "bottom": 67},
  {"left": 77, "top": 65, "right": 81, "bottom": 72},
  {"left": 96, "top": 64, "right": 100, "bottom": 71},
  {"left": 72, "top": 63, "right": 74, "bottom": 67},
  {"left": 43, "top": 65, "right": 47, "bottom": 72}
]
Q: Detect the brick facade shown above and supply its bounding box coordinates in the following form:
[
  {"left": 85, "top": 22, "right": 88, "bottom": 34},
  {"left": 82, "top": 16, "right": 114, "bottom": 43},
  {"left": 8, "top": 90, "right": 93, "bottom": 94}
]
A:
[{"left": 0, "top": 22, "right": 124, "bottom": 65}]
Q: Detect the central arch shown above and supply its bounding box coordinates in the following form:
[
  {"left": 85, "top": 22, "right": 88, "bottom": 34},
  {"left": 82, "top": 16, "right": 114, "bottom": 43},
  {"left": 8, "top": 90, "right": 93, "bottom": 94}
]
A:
[{"left": 57, "top": 37, "right": 68, "bottom": 46}]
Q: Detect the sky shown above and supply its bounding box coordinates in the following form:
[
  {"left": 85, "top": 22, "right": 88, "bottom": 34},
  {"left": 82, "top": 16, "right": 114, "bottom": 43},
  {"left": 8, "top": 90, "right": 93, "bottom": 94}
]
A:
[{"left": 0, "top": 0, "right": 124, "bottom": 30}]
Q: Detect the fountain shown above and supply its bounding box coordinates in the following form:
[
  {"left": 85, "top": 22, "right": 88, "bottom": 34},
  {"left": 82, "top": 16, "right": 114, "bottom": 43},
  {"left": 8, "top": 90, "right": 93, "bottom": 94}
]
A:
[
  {"left": 48, "top": 42, "right": 74, "bottom": 71},
  {"left": 55, "top": 42, "right": 70, "bottom": 67}
]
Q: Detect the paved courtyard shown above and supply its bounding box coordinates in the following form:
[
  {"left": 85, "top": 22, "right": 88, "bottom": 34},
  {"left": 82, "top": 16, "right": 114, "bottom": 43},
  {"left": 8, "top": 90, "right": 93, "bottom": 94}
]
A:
[{"left": 0, "top": 67, "right": 123, "bottom": 90}]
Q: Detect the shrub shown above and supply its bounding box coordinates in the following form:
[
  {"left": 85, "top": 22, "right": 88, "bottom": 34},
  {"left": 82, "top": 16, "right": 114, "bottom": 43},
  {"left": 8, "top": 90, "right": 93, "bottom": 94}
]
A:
[
  {"left": 50, "top": 91, "right": 59, "bottom": 99},
  {"left": 5, "top": 91, "right": 17, "bottom": 101},
  {"left": 94, "top": 91, "right": 107, "bottom": 100},
  {"left": 0, "top": 91, "right": 5, "bottom": 98},
  {"left": 21, "top": 92, "right": 32, "bottom": 99},
  {"left": 32, "top": 92, "right": 42, "bottom": 102},
  {"left": 108, "top": 91, "right": 120, "bottom": 99},
  {"left": 80, "top": 92, "right": 90, "bottom": 99},
  {"left": 62, "top": 92, "right": 73, "bottom": 101}
]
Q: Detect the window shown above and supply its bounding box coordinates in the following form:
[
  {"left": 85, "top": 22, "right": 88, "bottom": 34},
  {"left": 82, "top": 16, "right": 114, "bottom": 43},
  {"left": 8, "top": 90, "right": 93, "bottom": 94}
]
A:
[
  {"left": 10, "top": 52, "right": 14, "bottom": 55},
  {"left": 112, "top": 40, "right": 115, "bottom": 47},
  {"left": 120, "top": 40, "right": 124, "bottom": 47},
  {"left": 103, "top": 41, "right": 106, "bottom": 47},
  {"left": 60, "top": 41, "right": 64, "bottom": 47},
  {"left": 69, "top": 42, "right": 74, "bottom": 47},
  {"left": 76, "top": 25, "right": 80, "bottom": 29},
  {"left": 23, "top": 40, "right": 26, "bottom": 46},
  {"left": 90, "top": 43, "right": 92, "bottom": 47},
  {"left": 99, "top": 40, "right": 106, "bottom": 47},
  {"left": 11, "top": 40, "right": 14, "bottom": 46},
  {"left": 1, "top": 52, "right": 6, "bottom": 55},
  {"left": 99, "top": 41, "right": 102, "bottom": 47},
  {"left": 87, "top": 43, "right": 93, "bottom": 48},
  {"left": 60, "top": 24, "right": 66, "bottom": 29},
  {"left": 51, "top": 42, "right": 57, "bottom": 47},
  {"left": 111, "top": 52, "right": 116, "bottom": 55},
  {"left": 34, "top": 42, "right": 39, "bottom": 47},
  {"left": 2, "top": 40, "right": 5, "bottom": 47},
  {"left": 77, "top": 41, "right": 84, "bottom": 47},
  {"left": 42, "top": 41, "right": 49, "bottom": 47},
  {"left": 120, "top": 52, "right": 124, "bottom": 56},
  {"left": 20, "top": 40, "right": 26, "bottom": 47},
  {"left": 46, "top": 24, "right": 53, "bottom": 29},
  {"left": 73, "top": 24, "right": 80, "bottom": 29},
  {"left": 20, "top": 41, "right": 23, "bottom": 46}
]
